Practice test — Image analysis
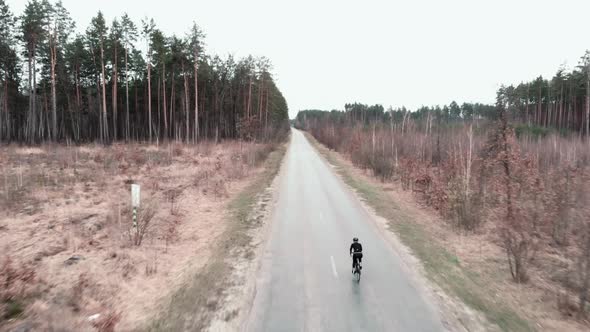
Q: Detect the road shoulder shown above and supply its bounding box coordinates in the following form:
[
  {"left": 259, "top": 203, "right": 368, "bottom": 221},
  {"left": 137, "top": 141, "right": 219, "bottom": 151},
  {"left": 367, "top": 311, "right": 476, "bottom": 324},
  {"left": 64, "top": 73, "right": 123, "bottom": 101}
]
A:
[{"left": 145, "top": 137, "right": 289, "bottom": 332}]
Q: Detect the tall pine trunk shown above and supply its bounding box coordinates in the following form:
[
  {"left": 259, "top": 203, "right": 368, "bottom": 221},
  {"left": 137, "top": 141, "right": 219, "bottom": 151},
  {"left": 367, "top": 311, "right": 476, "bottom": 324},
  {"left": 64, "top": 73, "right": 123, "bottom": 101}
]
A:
[
  {"left": 586, "top": 63, "right": 590, "bottom": 138},
  {"left": 112, "top": 43, "right": 118, "bottom": 141},
  {"left": 170, "top": 71, "right": 175, "bottom": 140},
  {"left": 50, "top": 42, "right": 57, "bottom": 140},
  {"left": 27, "top": 48, "right": 38, "bottom": 143},
  {"left": 264, "top": 87, "right": 269, "bottom": 139},
  {"left": 183, "top": 62, "right": 189, "bottom": 142},
  {"left": 194, "top": 52, "right": 199, "bottom": 143},
  {"left": 247, "top": 76, "right": 252, "bottom": 120},
  {"left": 148, "top": 62, "right": 152, "bottom": 141},
  {"left": 32, "top": 53, "right": 38, "bottom": 141},
  {"left": 163, "top": 62, "right": 168, "bottom": 138},
  {"left": 125, "top": 46, "right": 130, "bottom": 141},
  {"left": 100, "top": 39, "right": 108, "bottom": 142}
]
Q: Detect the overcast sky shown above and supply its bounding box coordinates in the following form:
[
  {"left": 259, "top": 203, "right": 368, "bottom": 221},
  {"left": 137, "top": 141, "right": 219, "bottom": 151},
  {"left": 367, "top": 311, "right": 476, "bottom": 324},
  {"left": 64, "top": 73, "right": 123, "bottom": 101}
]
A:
[{"left": 7, "top": 0, "right": 590, "bottom": 118}]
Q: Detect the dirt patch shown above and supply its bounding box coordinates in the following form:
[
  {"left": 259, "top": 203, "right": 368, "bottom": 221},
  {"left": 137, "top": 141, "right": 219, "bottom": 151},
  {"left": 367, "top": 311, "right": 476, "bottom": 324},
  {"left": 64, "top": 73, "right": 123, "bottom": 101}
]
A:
[
  {"left": 0, "top": 141, "right": 280, "bottom": 331},
  {"left": 206, "top": 185, "right": 277, "bottom": 332}
]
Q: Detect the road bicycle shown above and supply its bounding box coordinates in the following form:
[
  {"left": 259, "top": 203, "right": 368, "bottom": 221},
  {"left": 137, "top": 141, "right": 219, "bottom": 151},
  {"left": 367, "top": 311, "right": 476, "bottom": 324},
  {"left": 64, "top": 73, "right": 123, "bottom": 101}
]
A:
[{"left": 351, "top": 252, "right": 362, "bottom": 282}]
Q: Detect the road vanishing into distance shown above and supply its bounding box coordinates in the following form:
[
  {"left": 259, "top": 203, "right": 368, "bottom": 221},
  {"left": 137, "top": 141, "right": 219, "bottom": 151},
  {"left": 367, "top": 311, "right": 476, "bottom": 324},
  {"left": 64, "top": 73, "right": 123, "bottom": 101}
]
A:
[{"left": 244, "top": 130, "right": 445, "bottom": 332}]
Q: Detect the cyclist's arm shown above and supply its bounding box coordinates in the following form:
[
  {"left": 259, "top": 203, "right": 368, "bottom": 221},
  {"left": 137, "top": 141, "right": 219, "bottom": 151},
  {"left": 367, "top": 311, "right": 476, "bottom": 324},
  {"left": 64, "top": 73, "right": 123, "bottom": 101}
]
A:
[
  {"left": 359, "top": 244, "right": 363, "bottom": 252},
  {"left": 349, "top": 244, "right": 353, "bottom": 255}
]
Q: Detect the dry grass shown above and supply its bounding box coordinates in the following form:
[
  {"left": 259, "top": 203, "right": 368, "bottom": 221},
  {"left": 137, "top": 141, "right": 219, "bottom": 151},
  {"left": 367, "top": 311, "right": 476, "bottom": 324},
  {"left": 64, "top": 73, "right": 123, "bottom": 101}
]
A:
[
  {"left": 146, "top": 139, "right": 286, "bottom": 331},
  {"left": 0, "top": 140, "right": 278, "bottom": 331}
]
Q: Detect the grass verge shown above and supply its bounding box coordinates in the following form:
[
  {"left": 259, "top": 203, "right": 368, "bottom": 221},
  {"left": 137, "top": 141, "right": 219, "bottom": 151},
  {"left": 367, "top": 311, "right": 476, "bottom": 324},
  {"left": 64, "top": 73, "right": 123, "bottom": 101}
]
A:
[
  {"left": 304, "top": 132, "right": 533, "bottom": 332},
  {"left": 145, "top": 140, "right": 288, "bottom": 331}
]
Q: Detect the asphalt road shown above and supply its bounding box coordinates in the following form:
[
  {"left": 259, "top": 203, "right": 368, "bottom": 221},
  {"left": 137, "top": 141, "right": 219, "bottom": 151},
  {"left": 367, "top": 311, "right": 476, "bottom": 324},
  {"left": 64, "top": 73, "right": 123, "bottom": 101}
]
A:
[{"left": 244, "top": 130, "right": 445, "bottom": 332}]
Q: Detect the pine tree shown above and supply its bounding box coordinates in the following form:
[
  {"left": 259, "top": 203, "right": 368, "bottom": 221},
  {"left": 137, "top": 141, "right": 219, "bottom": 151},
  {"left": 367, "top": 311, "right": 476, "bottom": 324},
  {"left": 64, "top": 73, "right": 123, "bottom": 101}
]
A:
[
  {"left": 1, "top": 1, "right": 289, "bottom": 143},
  {"left": 121, "top": 13, "right": 136, "bottom": 141},
  {"left": 188, "top": 23, "right": 204, "bottom": 143},
  {"left": 46, "top": 0, "right": 73, "bottom": 140},
  {"left": 0, "top": 0, "right": 19, "bottom": 140},
  {"left": 87, "top": 11, "right": 109, "bottom": 142},
  {"left": 21, "top": 0, "right": 47, "bottom": 142},
  {"left": 109, "top": 17, "right": 123, "bottom": 140},
  {"left": 142, "top": 18, "right": 155, "bottom": 141}
]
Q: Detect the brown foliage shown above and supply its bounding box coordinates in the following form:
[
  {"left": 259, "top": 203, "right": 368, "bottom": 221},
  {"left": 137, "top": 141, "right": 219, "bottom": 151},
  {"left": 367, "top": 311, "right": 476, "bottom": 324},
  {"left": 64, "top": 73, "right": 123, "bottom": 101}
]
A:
[
  {"left": 131, "top": 203, "right": 157, "bottom": 246},
  {"left": 0, "top": 256, "right": 36, "bottom": 319},
  {"left": 482, "top": 111, "right": 543, "bottom": 283},
  {"left": 303, "top": 107, "right": 590, "bottom": 320},
  {"left": 548, "top": 166, "right": 577, "bottom": 246},
  {"left": 68, "top": 273, "right": 89, "bottom": 312},
  {"left": 0, "top": 256, "right": 36, "bottom": 301}
]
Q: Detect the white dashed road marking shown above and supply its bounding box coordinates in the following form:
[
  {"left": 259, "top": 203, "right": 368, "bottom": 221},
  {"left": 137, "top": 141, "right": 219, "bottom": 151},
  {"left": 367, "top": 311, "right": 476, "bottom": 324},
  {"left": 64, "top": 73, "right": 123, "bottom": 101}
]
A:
[{"left": 330, "top": 255, "right": 338, "bottom": 278}]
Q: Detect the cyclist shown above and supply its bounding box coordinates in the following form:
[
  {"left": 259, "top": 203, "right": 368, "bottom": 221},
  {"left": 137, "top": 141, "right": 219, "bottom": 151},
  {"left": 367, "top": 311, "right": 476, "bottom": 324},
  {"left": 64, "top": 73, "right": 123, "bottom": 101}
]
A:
[{"left": 349, "top": 237, "right": 363, "bottom": 273}]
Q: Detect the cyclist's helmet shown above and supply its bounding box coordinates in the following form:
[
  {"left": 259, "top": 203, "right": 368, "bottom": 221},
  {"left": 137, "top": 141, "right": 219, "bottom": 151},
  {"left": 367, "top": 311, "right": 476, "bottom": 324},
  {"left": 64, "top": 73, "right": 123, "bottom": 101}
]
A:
[{"left": 353, "top": 237, "right": 358, "bottom": 242}]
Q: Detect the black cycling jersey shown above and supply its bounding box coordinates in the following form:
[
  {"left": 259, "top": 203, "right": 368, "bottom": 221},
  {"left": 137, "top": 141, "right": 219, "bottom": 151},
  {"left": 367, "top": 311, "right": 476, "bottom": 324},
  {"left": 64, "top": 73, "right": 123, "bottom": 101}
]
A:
[
  {"left": 350, "top": 242, "right": 363, "bottom": 270},
  {"left": 350, "top": 242, "right": 363, "bottom": 254}
]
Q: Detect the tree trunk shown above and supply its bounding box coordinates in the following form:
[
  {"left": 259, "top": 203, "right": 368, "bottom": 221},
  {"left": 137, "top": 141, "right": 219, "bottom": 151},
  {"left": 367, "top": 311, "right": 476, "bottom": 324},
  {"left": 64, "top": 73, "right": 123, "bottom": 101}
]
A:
[
  {"left": 264, "top": 87, "right": 269, "bottom": 139},
  {"left": 112, "top": 43, "right": 118, "bottom": 141},
  {"left": 183, "top": 63, "right": 189, "bottom": 142},
  {"left": 157, "top": 77, "right": 161, "bottom": 139},
  {"left": 258, "top": 74, "right": 264, "bottom": 128},
  {"left": 0, "top": 78, "right": 4, "bottom": 140},
  {"left": 525, "top": 84, "right": 530, "bottom": 126},
  {"left": 125, "top": 46, "right": 130, "bottom": 141},
  {"left": 27, "top": 50, "right": 34, "bottom": 143},
  {"left": 50, "top": 43, "right": 57, "bottom": 141},
  {"left": 247, "top": 76, "right": 252, "bottom": 120},
  {"left": 194, "top": 53, "right": 199, "bottom": 143},
  {"left": 134, "top": 78, "right": 138, "bottom": 138},
  {"left": 548, "top": 85, "right": 552, "bottom": 128},
  {"left": 32, "top": 52, "right": 38, "bottom": 141},
  {"left": 214, "top": 81, "right": 219, "bottom": 143},
  {"left": 163, "top": 63, "right": 168, "bottom": 138},
  {"left": 100, "top": 40, "right": 108, "bottom": 143},
  {"left": 148, "top": 62, "right": 152, "bottom": 141},
  {"left": 586, "top": 64, "right": 590, "bottom": 138},
  {"left": 170, "top": 71, "right": 175, "bottom": 140},
  {"left": 559, "top": 84, "right": 563, "bottom": 129}
]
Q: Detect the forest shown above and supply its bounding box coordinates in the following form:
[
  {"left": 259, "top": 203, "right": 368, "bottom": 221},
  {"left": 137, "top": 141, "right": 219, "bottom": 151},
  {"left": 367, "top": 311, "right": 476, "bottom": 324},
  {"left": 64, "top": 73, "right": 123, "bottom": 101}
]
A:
[
  {"left": 0, "top": 0, "right": 289, "bottom": 144},
  {"left": 295, "top": 52, "right": 590, "bottom": 319}
]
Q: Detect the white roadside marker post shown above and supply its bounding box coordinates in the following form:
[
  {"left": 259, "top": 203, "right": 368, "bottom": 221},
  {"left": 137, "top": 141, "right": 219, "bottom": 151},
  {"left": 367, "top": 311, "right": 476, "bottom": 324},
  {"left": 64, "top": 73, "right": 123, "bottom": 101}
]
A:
[{"left": 131, "top": 184, "right": 141, "bottom": 229}]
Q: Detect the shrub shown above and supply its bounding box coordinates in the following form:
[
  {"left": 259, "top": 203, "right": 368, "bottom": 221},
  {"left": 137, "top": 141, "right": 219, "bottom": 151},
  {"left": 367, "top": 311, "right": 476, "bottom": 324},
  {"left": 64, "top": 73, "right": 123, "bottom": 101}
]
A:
[
  {"left": 0, "top": 256, "right": 36, "bottom": 321},
  {"left": 131, "top": 203, "right": 157, "bottom": 246},
  {"left": 371, "top": 155, "right": 394, "bottom": 181},
  {"left": 515, "top": 124, "right": 550, "bottom": 138},
  {"left": 68, "top": 273, "right": 89, "bottom": 312},
  {"left": 483, "top": 109, "right": 543, "bottom": 283},
  {"left": 549, "top": 167, "right": 576, "bottom": 246}
]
